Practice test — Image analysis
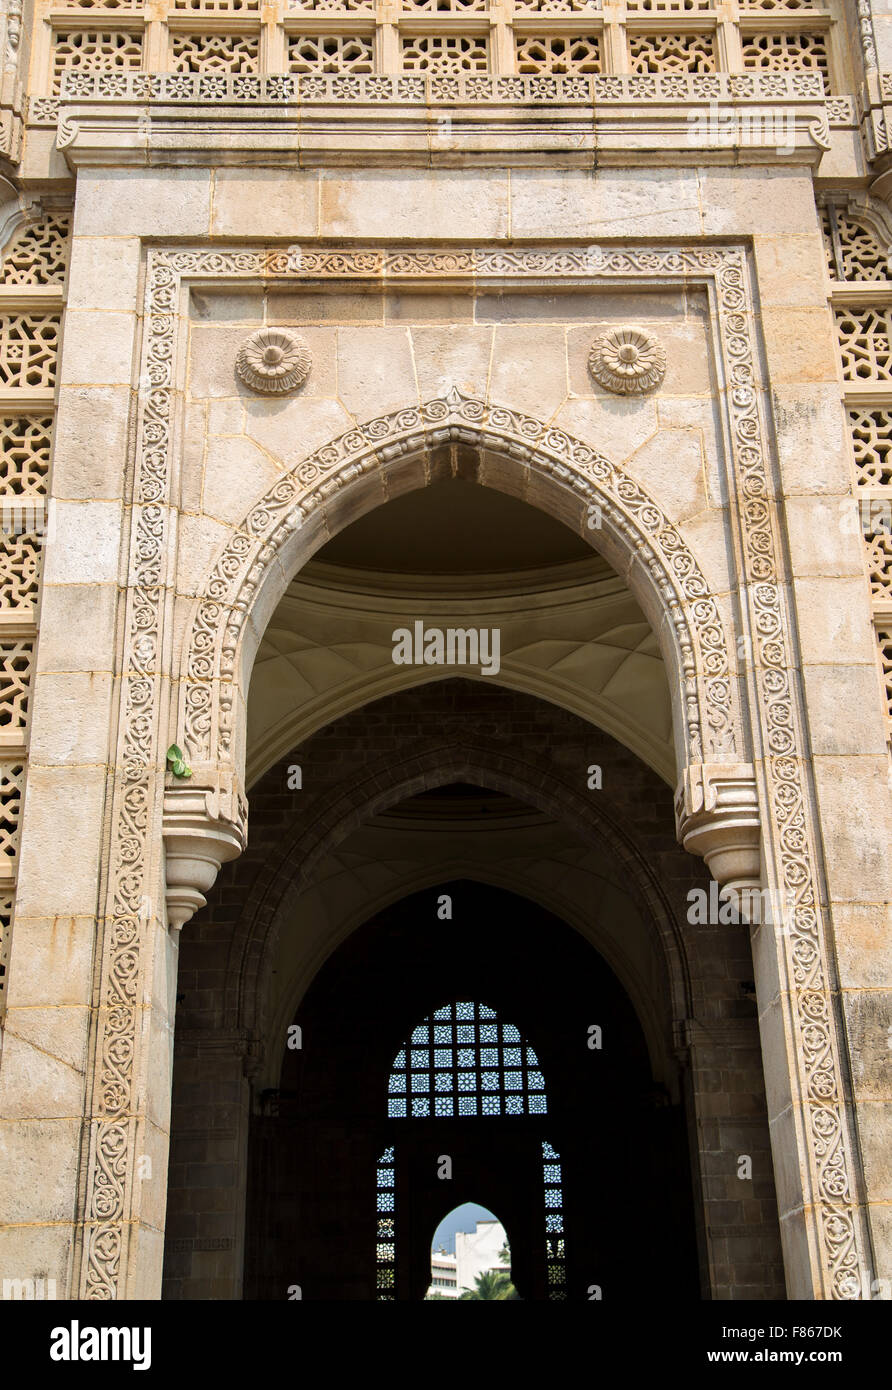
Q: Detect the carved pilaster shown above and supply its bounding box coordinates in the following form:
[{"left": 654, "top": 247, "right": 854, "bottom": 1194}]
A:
[
  {"left": 675, "top": 762, "right": 761, "bottom": 896},
  {"left": 162, "top": 778, "right": 248, "bottom": 931}
]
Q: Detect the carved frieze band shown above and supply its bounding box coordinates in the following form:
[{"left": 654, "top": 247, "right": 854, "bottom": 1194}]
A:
[
  {"left": 79, "top": 240, "right": 866, "bottom": 1301},
  {"left": 51, "top": 68, "right": 825, "bottom": 108}
]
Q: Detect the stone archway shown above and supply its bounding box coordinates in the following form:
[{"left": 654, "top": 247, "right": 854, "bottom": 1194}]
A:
[
  {"left": 163, "top": 680, "right": 785, "bottom": 1301},
  {"left": 179, "top": 391, "right": 742, "bottom": 785},
  {"left": 76, "top": 242, "right": 872, "bottom": 1299}
]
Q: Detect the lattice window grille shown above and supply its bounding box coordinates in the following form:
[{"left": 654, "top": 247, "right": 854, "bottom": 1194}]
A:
[
  {"left": 847, "top": 408, "right": 892, "bottom": 489},
  {"left": 515, "top": 35, "right": 601, "bottom": 73},
  {"left": 864, "top": 516, "right": 892, "bottom": 604},
  {"left": 625, "top": 0, "right": 712, "bottom": 9},
  {"left": 0, "top": 533, "right": 42, "bottom": 609},
  {"left": 287, "top": 34, "right": 374, "bottom": 71},
  {"left": 400, "top": 35, "right": 489, "bottom": 72},
  {"left": 0, "top": 217, "right": 70, "bottom": 288},
  {"left": 822, "top": 206, "right": 892, "bottom": 284},
  {"left": 172, "top": 32, "right": 260, "bottom": 72},
  {"left": 513, "top": 0, "right": 602, "bottom": 9},
  {"left": 738, "top": 0, "right": 822, "bottom": 8},
  {"left": 627, "top": 31, "right": 716, "bottom": 73},
  {"left": 0, "top": 418, "right": 53, "bottom": 497},
  {"left": 399, "top": 0, "right": 488, "bottom": 10},
  {"left": 51, "top": 30, "right": 144, "bottom": 94},
  {"left": 287, "top": 0, "right": 375, "bottom": 10},
  {"left": 387, "top": 1000, "right": 547, "bottom": 1119},
  {"left": 0, "top": 316, "right": 60, "bottom": 391},
  {"left": 0, "top": 643, "right": 34, "bottom": 735},
  {"left": 835, "top": 307, "right": 892, "bottom": 383},
  {"left": 542, "top": 1140, "right": 568, "bottom": 1300},
  {"left": 0, "top": 892, "right": 11, "bottom": 1017},
  {"left": 740, "top": 31, "right": 830, "bottom": 92},
  {"left": 0, "top": 762, "right": 25, "bottom": 864},
  {"left": 173, "top": 0, "right": 260, "bottom": 9},
  {"left": 375, "top": 1146, "right": 397, "bottom": 1300},
  {"left": 877, "top": 627, "right": 892, "bottom": 725},
  {"left": 55, "top": 0, "right": 143, "bottom": 7}
]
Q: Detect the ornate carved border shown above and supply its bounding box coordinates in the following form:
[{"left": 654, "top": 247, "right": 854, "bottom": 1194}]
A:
[
  {"left": 55, "top": 69, "right": 826, "bottom": 106},
  {"left": 79, "top": 240, "right": 868, "bottom": 1301},
  {"left": 184, "top": 386, "right": 735, "bottom": 770}
]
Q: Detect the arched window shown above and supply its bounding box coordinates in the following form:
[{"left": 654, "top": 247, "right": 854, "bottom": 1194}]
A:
[
  {"left": 376, "top": 1001, "right": 566, "bottom": 1299},
  {"left": 386, "top": 999, "right": 547, "bottom": 1118}
]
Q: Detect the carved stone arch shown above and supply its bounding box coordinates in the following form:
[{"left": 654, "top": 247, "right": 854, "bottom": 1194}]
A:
[
  {"left": 219, "top": 733, "right": 695, "bottom": 1073},
  {"left": 180, "top": 391, "right": 743, "bottom": 791}
]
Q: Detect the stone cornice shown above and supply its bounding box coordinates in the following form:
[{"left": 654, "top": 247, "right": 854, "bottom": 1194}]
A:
[{"left": 42, "top": 69, "right": 831, "bottom": 168}]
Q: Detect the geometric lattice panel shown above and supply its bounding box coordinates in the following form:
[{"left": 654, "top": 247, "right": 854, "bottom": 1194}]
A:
[
  {"left": 0, "top": 891, "right": 11, "bottom": 1012},
  {"left": 0, "top": 642, "right": 33, "bottom": 733},
  {"left": 51, "top": 30, "right": 144, "bottom": 94},
  {"left": 0, "top": 316, "right": 60, "bottom": 389},
  {"left": 878, "top": 627, "right": 892, "bottom": 722},
  {"left": 387, "top": 1000, "right": 547, "bottom": 1118},
  {"left": 0, "top": 418, "right": 53, "bottom": 495},
  {"left": 515, "top": 35, "right": 602, "bottom": 73},
  {"left": 0, "top": 533, "right": 42, "bottom": 609},
  {"left": 0, "top": 217, "right": 70, "bottom": 287},
  {"left": 0, "top": 762, "right": 24, "bottom": 863},
  {"left": 864, "top": 522, "right": 892, "bottom": 603},
  {"left": 287, "top": 35, "right": 374, "bottom": 72},
  {"left": 375, "top": 1146, "right": 396, "bottom": 1301},
  {"left": 543, "top": 1140, "right": 567, "bottom": 1301},
  {"left": 741, "top": 32, "right": 830, "bottom": 93},
  {"left": 835, "top": 307, "right": 892, "bottom": 382},
  {"left": 400, "top": 36, "right": 490, "bottom": 71},
  {"left": 628, "top": 32, "right": 716, "bottom": 73},
  {"left": 823, "top": 210, "right": 892, "bottom": 284},
  {"left": 172, "top": 33, "right": 260, "bottom": 73},
  {"left": 848, "top": 408, "right": 892, "bottom": 487},
  {"left": 173, "top": 0, "right": 260, "bottom": 8}
]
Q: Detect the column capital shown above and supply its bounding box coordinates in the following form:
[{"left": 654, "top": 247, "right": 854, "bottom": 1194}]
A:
[
  {"left": 162, "top": 776, "right": 248, "bottom": 931},
  {"left": 674, "top": 761, "right": 761, "bottom": 895}
]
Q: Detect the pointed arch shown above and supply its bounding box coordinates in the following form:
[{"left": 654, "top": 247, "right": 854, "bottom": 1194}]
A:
[{"left": 180, "top": 391, "right": 740, "bottom": 783}]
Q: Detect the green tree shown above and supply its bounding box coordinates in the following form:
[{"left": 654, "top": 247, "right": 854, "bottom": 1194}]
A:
[{"left": 460, "top": 1270, "right": 519, "bottom": 1300}]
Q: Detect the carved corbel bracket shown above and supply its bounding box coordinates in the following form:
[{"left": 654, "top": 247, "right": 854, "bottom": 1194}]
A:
[
  {"left": 162, "top": 777, "right": 248, "bottom": 931},
  {"left": 674, "top": 762, "right": 761, "bottom": 897}
]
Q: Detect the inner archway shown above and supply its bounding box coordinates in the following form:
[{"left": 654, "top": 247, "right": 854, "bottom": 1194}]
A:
[
  {"left": 242, "top": 881, "right": 701, "bottom": 1301},
  {"left": 162, "top": 437, "right": 783, "bottom": 1303}
]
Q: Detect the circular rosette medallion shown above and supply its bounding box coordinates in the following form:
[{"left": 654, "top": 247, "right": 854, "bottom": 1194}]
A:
[
  {"left": 235, "top": 328, "right": 312, "bottom": 395},
  {"left": 588, "top": 327, "right": 667, "bottom": 396}
]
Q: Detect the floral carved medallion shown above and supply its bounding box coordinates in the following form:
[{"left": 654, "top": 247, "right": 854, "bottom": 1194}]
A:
[
  {"left": 235, "top": 327, "right": 312, "bottom": 394},
  {"left": 588, "top": 327, "right": 667, "bottom": 395}
]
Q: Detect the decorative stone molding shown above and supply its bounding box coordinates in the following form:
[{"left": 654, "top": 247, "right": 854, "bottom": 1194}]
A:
[
  {"left": 857, "top": 0, "right": 879, "bottom": 75},
  {"left": 588, "top": 326, "right": 666, "bottom": 396},
  {"left": 56, "top": 68, "right": 826, "bottom": 106},
  {"left": 674, "top": 761, "right": 761, "bottom": 896},
  {"left": 234, "top": 327, "right": 311, "bottom": 396},
  {"left": 77, "top": 239, "right": 869, "bottom": 1303},
  {"left": 162, "top": 783, "right": 247, "bottom": 931},
  {"left": 50, "top": 69, "right": 830, "bottom": 168}
]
